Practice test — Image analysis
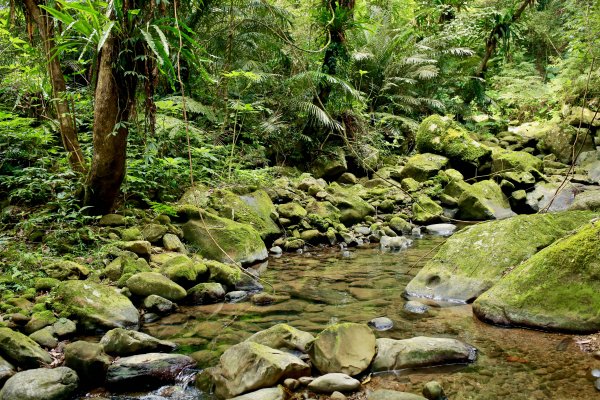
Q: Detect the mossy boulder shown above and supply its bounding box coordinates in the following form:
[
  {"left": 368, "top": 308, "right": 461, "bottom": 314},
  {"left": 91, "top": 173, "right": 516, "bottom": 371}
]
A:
[
  {"left": 404, "top": 211, "right": 596, "bottom": 303},
  {"left": 209, "top": 189, "right": 281, "bottom": 241},
  {"left": 534, "top": 120, "right": 595, "bottom": 164},
  {"left": 416, "top": 115, "right": 491, "bottom": 174},
  {"left": 305, "top": 200, "right": 341, "bottom": 223},
  {"left": 141, "top": 224, "right": 168, "bottom": 243},
  {"left": 179, "top": 183, "right": 210, "bottom": 208},
  {"left": 400, "top": 153, "right": 449, "bottom": 182},
  {"left": 64, "top": 341, "right": 111, "bottom": 386},
  {"left": 569, "top": 190, "right": 600, "bottom": 212},
  {"left": 277, "top": 202, "right": 307, "bottom": 221},
  {"left": 457, "top": 180, "right": 515, "bottom": 220},
  {"left": 0, "top": 367, "right": 78, "bottom": 400},
  {"left": 412, "top": 195, "right": 443, "bottom": 224},
  {"left": 99, "top": 214, "right": 127, "bottom": 227},
  {"left": 160, "top": 255, "right": 208, "bottom": 288},
  {"left": 206, "top": 260, "right": 242, "bottom": 288},
  {"left": 120, "top": 227, "right": 143, "bottom": 241},
  {"left": 187, "top": 282, "right": 226, "bottom": 305},
  {"left": 473, "top": 221, "right": 600, "bottom": 332},
  {"left": 54, "top": 280, "right": 139, "bottom": 332},
  {"left": 328, "top": 183, "right": 375, "bottom": 226},
  {"left": 100, "top": 328, "right": 176, "bottom": 356},
  {"left": 312, "top": 147, "right": 348, "bottom": 180},
  {"left": 182, "top": 211, "right": 268, "bottom": 266},
  {"left": 308, "top": 323, "right": 376, "bottom": 376},
  {"left": 24, "top": 311, "right": 56, "bottom": 334},
  {"left": 126, "top": 272, "right": 187, "bottom": 301},
  {"left": 42, "top": 260, "right": 90, "bottom": 281},
  {"left": 244, "top": 324, "right": 315, "bottom": 353},
  {"left": 491, "top": 149, "right": 543, "bottom": 174},
  {"left": 0, "top": 328, "right": 52, "bottom": 368}
]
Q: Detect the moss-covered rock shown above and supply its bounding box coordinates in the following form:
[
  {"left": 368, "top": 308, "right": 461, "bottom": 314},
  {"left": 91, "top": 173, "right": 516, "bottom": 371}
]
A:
[
  {"left": 182, "top": 211, "right": 268, "bottom": 266},
  {"left": 0, "top": 367, "right": 78, "bottom": 400},
  {"left": 64, "top": 341, "right": 111, "bottom": 386},
  {"left": 205, "top": 260, "right": 242, "bottom": 288},
  {"left": 160, "top": 255, "right": 208, "bottom": 289},
  {"left": 121, "top": 227, "right": 143, "bottom": 241},
  {"left": 54, "top": 280, "right": 139, "bottom": 332},
  {"left": 412, "top": 195, "right": 443, "bottom": 224},
  {"left": 305, "top": 200, "right": 341, "bottom": 223},
  {"left": 416, "top": 115, "right": 491, "bottom": 173},
  {"left": 0, "top": 327, "right": 52, "bottom": 368},
  {"left": 23, "top": 311, "right": 56, "bottom": 335},
  {"left": 187, "top": 282, "right": 226, "bottom": 305},
  {"left": 99, "top": 214, "right": 127, "bottom": 227},
  {"left": 457, "top": 180, "right": 515, "bottom": 220},
  {"left": 142, "top": 224, "right": 168, "bottom": 243},
  {"left": 491, "top": 149, "right": 543, "bottom": 174},
  {"left": 312, "top": 147, "right": 348, "bottom": 180},
  {"left": 569, "top": 190, "right": 600, "bottom": 211},
  {"left": 245, "top": 324, "right": 315, "bottom": 353},
  {"left": 100, "top": 328, "right": 176, "bottom": 356},
  {"left": 277, "top": 202, "right": 307, "bottom": 221},
  {"left": 209, "top": 189, "right": 281, "bottom": 241},
  {"left": 400, "top": 153, "right": 449, "bottom": 182},
  {"left": 126, "top": 272, "right": 187, "bottom": 301},
  {"left": 473, "top": 221, "right": 600, "bottom": 332},
  {"left": 404, "top": 211, "right": 596, "bottom": 303},
  {"left": 388, "top": 216, "right": 412, "bottom": 234},
  {"left": 42, "top": 260, "right": 90, "bottom": 281},
  {"left": 534, "top": 121, "right": 595, "bottom": 164},
  {"left": 328, "top": 183, "right": 375, "bottom": 226}
]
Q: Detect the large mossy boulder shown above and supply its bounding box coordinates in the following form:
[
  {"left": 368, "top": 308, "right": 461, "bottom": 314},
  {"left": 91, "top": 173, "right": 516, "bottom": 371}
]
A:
[
  {"left": 412, "top": 195, "right": 443, "bottom": 224},
  {"left": 473, "top": 221, "right": 600, "bottom": 332},
  {"left": 533, "top": 120, "right": 595, "bottom": 164},
  {"left": 328, "top": 183, "right": 375, "bottom": 226},
  {"left": 308, "top": 323, "right": 376, "bottom": 376},
  {"left": 525, "top": 182, "right": 579, "bottom": 212},
  {"left": 54, "top": 280, "right": 139, "bottom": 332},
  {"left": 416, "top": 115, "right": 491, "bottom": 175},
  {"left": 126, "top": 272, "right": 187, "bottom": 301},
  {"left": 160, "top": 255, "right": 208, "bottom": 289},
  {"left": 372, "top": 337, "right": 477, "bottom": 372},
  {"left": 42, "top": 260, "right": 90, "bottom": 281},
  {"left": 400, "top": 153, "right": 449, "bottom": 182},
  {"left": 404, "top": 211, "right": 596, "bottom": 303},
  {"left": 312, "top": 147, "right": 348, "bottom": 180},
  {"left": 244, "top": 324, "right": 315, "bottom": 353},
  {"left": 182, "top": 211, "right": 268, "bottom": 265},
  {"left": 491, "top": 149, "right": 543, "bottom": 174},
  {"left": 209, "top": 342, "right": 310, "bottom": 399},
  {"left": 0, "top": 367, "right": 78, "bottom": 400},
  {"left": 209, "top": 189, "right": 281, "bottom": 241},
  {"left": 0, "top": 328, "right": 52, "bottom": 368},
  {"left": 457, "top": 180, "right": 515, "bottom": 220}
]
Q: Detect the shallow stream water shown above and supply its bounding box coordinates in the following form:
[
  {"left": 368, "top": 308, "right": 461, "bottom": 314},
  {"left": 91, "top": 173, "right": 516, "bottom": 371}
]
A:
[{"left": 98, "top": 234, "right": 599, "bottom": 400}]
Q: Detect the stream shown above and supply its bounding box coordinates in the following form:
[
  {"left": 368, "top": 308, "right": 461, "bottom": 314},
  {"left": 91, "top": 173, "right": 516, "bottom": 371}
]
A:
[{"left": 95, "top": 233, "right": 599, "bottom": 399}]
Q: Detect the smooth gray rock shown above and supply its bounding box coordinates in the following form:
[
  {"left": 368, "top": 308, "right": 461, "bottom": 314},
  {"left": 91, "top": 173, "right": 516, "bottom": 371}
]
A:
[
  {"left": 229, "top": 386, "right": 285, "bottom": 400},
  {"left": 424, "top": 224, "right": 456, "bottom": 236},
  {"left": 100, "top": 328, "right": 176, "bottom": 356},
  {"left": 0, "top": 355, "right": 14, "bottom": 384},
  {"left": 368, "top": 317, "right": 393, "bottom": 331},
  {"left": 380, "top": 236, "right": 412, "bottom": 251},
  {"left": 0, "top": 367, "right": 78, "bottom": 400},
  {"left": 64, "top": 341, "right": 111, "bottom": 386},
  {"left": 245, "top": 324, "right": 315, "bottom": 353},
  {"left": 225, "top": 290, "right": 248, "bottom": 303},
  {"left": 404, "top": 301, "right": 430, "bottom": 314},
  {"left": 307, "top": 373, "right": 361, "bottom": 393}
]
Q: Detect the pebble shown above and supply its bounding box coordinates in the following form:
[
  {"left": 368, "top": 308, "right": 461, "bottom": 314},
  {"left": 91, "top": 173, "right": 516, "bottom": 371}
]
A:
[
  {"left": 404, "top": 300, "right": 430, "bottom": 314},
  {"left": 225, "top": 291, "right": 248, "bottom": 303},
  {"left": 269, "top": 246, "right": 283, "bottom": 255},
  {"left": 592, "top": 369, "right": 600, "bottom": 378},
  {"left": 307, "top": 373, "right": 360, "bottom": 393},
  {"left": 284, "top": 378, "right": 300, "bottom": 390},
  {"left": 331, "top": 391, "right": 347, "bottom": 400},
  {"left": 368, "top": 317, "right": 394, "bottom": 331},
  {"left": 299, "top": 376, "right": 314, "bottom": 386},
  {"left": 423, "top": 380, "right": 446, "bottom": 400}
]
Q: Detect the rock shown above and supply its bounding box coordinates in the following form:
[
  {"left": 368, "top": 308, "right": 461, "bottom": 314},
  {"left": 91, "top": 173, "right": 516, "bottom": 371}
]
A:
[
  {"left": 309, "top": 323, "right": 376, "bottom": 376},
  {"left": 412, "top": 195, "right": 443, "bottom": 224},
  {"left": 400, "top": 153, "right": 449, "bottom": 182},
  {"left": 106, "top": 353, "right": 196, "bottom": 390},
  {"left": 143, "top": 295, "right": 177, "bottom": 314},
  {"left": 422, "top": 381, "right": 446, "bottom": 400},
  {"left": 404, "top": 301, "right": 429, "bottom": 314},
  {"left": 332, "top": 391, "right": 347, "bottom": 400},
  {"left": 64, "top": 341, "right": 111, "bottom": 386},
  {"left": 100, "top": 328, "right": 176, "bottom": 356},
  {"left": 401, "top": 178, "right": 420, "bottom": 192},
  {"left": 277, "top": 202, "right": 307, "bottom": 220},
  {"left": 229, "top": 386, "right": 286, "bottom": 400},
  {"left": 163, "top": 234, "right": 186, "bottom": 253},
  {"left": 99, "top": 214, "right": 127, "bottom": 226},
  {"left": 182, "top": 212, "right": 268, "bottom": 266},
  {"left": 187, "top": 282, "right": 226, "bottom": 305},
  {"left": 534, "top": 121, "right": 594, "bottom": 163},
  {"left": 368, "top": 390, "right": 428, "bottom": 400},
  {"left": 29, "top": 327, "right": 58, "bottom": 348},
  {"left": 416, "top": 115, "right": 491, "bottom": 174},
  {"left": 563, "top": 106, "right": 600, "bottom": 128},
  {"left": 178, "top": 183, "right": 211, "bottom": 209},
  {"left": 54, "top": 280, "right": 139, "bottom": 331},
  {"left": 473, "top": 221, "right": 600, "bottom": 332},
  {"left": 34, "top": 277, "right": 60, "bottom": 291},
  {"left": 299, "top": 376, "right": 314, "bottom": 385},
  {"left": 312, "top": 147, "right": 348, "bottom": 180},
  {"left": 569, "top": 190, "right": 600, "bottom": 211},
  {"left": 0, "top": 327, "right": 52, "bottom": 368},
  {"left": 368, "top": 317, "right": 393, "bottom": 331},
  {"left": 206, "top": 260, "right": 242, "bottom": 288},
  {"left": 283, "top": 378, "right": 300, "bottom": 390},
  {"left": 225, "top": 290, "right": 248, "bottom": 303},
  {"left": 372, "top": 337, "right": 477, "bottom": 372},
  {"left": 161, "top": 255, "right": 208, "bottom": 288},
  {"left": 270, "top": 246, "right": 283, "bottom": 255},
  {"left": 525, "top": 182, "right": 579, "bottom": 212},
  {"left": 245, "top": 324, "right": 315, "bottom": 352},
  {"left": 307, "top": 373, "right": 361, "bottom": 393},
  {"left": 24, "top": 310, "right": 56, "bottom": 334},
  {"left": 121, "top": 227, "right": 143, "bottom": 241},
  {"left": 142, "top": 224, "right": 168, "bottom": 242},
  {"left": 121, "top": 240, "right": 152, "bottom": 256},
  {"left": 424, "top": 224, "right": 456, "bottom": 236},
  {"left": 126, "top": 272, "right": 187, "bottom": 301},
  {"left": 457, "top": 180, "right": 515, "bottom": 220},
  {"left": 104, "top": 256, "right": 152, "bottom": 286},
  {"left": 209, "top": 341, "right": 310, "bottom": 398},
  {"left": 491, "top": 149, "right": 543, "bottom": 175},
  {"left": 338, "top": 172, "right": 358, "bottom": 184},
  {"left": 380, "top": 236, "right": 412, "bottom": 250},
  {"left": 0, "top": 356, "right": 14, "bottom": 384},
  {"left": 404, "top": 211, "right": 594, "bottom": 303},
  {"left": 0, "top": 367, "right": 78, "bottom": 400},
  {"left": 52, "top": 318, "right": 77, "bottom": 337},
  {"left": 388, "top": 217, "right": 412, "bottom": 234},
  {"left": 328, "top": 183, "right": 375, "bottom": 225},
  {"left": 42, "top": 260, "right": 90, "bottom": 280}
]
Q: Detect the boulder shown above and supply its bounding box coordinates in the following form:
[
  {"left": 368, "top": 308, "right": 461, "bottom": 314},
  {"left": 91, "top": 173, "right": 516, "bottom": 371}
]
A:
[
  {"left": 100, "top": 328, "right": 176, "bottom": 356},
  {"left": 412, "top": 195, "right": 443, "bottom": 224},
  {"left": 328, "top": 183, "right": 375, "bottom": 225},
  {"left": 121, "top": 240, "right": 152, "bottom": 256},
  {"left": 182, "top": 212, "right": 268, "bottom": 265},
  {"left": 142, "top": 224, "right": 168, "bottom": 242},
  {"left": 206, "top": 260, "right": 242, "bottom": 288},
  {"left": 187, "top": 282, "right": 226, "bottom": 304},
  {"left": 42, "top": 260, "right": 90, "bottom": 281},
  {"left": 309, "top": 323, "right": 376, "bottom": 376},
  {"left": 244, "top": 324, "right": 315, "bottom": 352},
  {"left": 400, "top": 153, "right": 449, "bottom": 182},
  {"left": 312, "top": 147, "right": 348, "bottom": 180},
  {"left": 52, "top": 318, "right": 77, "bottom": 337},
  {"left": 569, "top": 190, "right": 600, "bottom": 211},
  {"left": 210, "top": 342, "right": 310, "bottom": 399},
  {"left": 54, "top": 280, "right": 139, "bottom": 331},
  {"left": 473, "top": 221, "right": 600, "bottom": 332},
  {"left": 307, "top": 373, "right": 361, "bottom": 393},
  {"left": 422, "top": 381, "right": 446, "bottom": 400},
  {"left": 525, "top": 182, "right": 579, "bottom": 212},
  {"left": 404, "top": 211, "right": 595, "bottom": 303},
  {"left": 163, "top": 234, "right": 187, "bottom": 253},
  {"left": 99, "top": 214, "right": 127, "bottom": 226},
  {"left": 230, "top": 386, "right": 285, "bottom": 400},
  {"left": 126, "top": 272, "right": 187, "bottom": 301},
  {"left": 372, "top": 337, "right": 476, "bottom": 372},
  {"left": 563, "top": 106, "right": 600, "bottom": 128},
  {"left": 368, "top": 390, "right": 428, "bottom": 400},
  {"left": 160, "top": 255, "right": 208, "bottom": 288},
  {"left": 106, "top": 353, "right": 196, "bottom": 390},
  {"left": 0, "top": 356, "right": 14, "bottom": 384},
  {"left": 457, "top": 180, "right": 515, "bottom": 220},
  {"left": 380, "top": 236, "right": 412, "bottom": 251},
  {"left": 277, "top": 202, "right": 307, "bottom": 220},
  {"left": 491, "top": 149, "right": 543, "bottom": 174},
  {"left": 29, "top": 327, "right": 58, "bottom": 348},
  {"left": 143, "top": 295, "right": 177, "bottom": 314},
  {"left": 64, "top": 341, "right": 111, "bottom": 386},
  {"left": 535, "top": 121, "right": 594, "bottom": 164},
  {"left": 24, "top": 310, "right": 56, "bottom": 334},
  {"left": 424, "top": 223, "right": 456, "bottom": 236},
  {"left": 0, "top": 367, "right": 78, "bottom": 400},
  {"left": 0, "top": 328, "right": 52, "bottom": 368},
  {"left": 416, "top": 115, "right": 491, "bottom": 175}
]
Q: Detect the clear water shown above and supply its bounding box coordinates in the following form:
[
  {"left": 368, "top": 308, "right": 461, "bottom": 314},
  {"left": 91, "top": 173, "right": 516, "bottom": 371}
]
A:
[{"left": 106, "top": 235, "right": 599, "bottom": 399}]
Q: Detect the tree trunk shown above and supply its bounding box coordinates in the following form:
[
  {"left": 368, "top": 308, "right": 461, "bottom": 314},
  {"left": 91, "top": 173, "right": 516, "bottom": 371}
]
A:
[
  {"left": 84, "top": 37, "right": 137, "bottom": 215},
  {"left": 23, "top": 0, "right": 87, "bottom": 174}
]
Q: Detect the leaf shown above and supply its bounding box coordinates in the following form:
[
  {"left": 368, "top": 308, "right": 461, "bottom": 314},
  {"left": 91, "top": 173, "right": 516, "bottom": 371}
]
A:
[
  {"left": 152, "top": 25, "right": 169, "bottom": 57},
  {"left": 97, "top": 21, "right": 115, "bottom": 53}
]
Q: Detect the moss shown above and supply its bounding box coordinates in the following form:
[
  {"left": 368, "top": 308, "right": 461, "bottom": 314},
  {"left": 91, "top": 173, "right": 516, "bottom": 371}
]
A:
[
  {"left": 491, "top": 149, "right": 543, "bottom": 174},
  {"left": 412, "top": 195, "right": 443, "bottom": 224},
  {"left": 474, "top": 220, "right": 600, "bottom": 332},
  {"left": 400, "top": 153, "right": 449, "bottom": 182},
  {"left": 457, "top": 180, "right": 513, "bottom": 220},
  {"left": 405, "top": 211, "right": 597, "bottom": 303},
  {"left": 161, "top": 256, "right": 208, "bottom": 288},
  {"left": 120, "top": 227, "right": 143, "bottom": 241},
  {"left": 205, "top": 260, "right": 241, "bottom": 288}
]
